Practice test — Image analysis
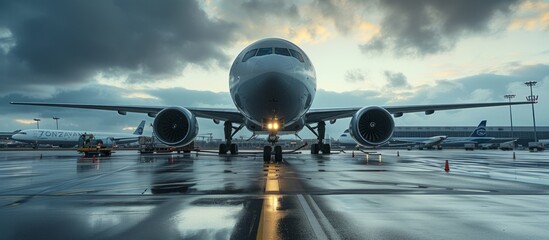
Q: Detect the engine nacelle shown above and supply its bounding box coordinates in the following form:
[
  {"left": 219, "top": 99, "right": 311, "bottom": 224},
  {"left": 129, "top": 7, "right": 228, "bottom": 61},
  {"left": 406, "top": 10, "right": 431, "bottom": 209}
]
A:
[
  {"left": 349, "top": 106, "right": 395, "bottom": 146},
  {"left": 153, "top": 107, "right": 198, "bottom": 146}
]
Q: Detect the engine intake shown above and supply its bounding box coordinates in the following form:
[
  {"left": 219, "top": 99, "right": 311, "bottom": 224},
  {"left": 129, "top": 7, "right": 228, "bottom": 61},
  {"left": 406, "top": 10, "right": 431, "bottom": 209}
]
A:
[
  {"left": 349, "top": 106, "right": 394, "bottom": 146},
  {"left": 153, "top": 107, "right": 198, "bottom": 146}
]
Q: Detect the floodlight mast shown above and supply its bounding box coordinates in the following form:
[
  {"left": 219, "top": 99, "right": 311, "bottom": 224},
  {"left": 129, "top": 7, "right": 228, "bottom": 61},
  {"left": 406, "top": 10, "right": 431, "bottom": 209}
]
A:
[
  {"left": 524, "top": 81, "right": 538, "bottom": 142},
  {"left": 33, "top": 118, "right": 40, "bottom": 129},
  {"left": 53, "top": 117, "right": 60, "bottom": 130},
  {"left": 504, "top": 94, "right": 515, "bottom": 138}
]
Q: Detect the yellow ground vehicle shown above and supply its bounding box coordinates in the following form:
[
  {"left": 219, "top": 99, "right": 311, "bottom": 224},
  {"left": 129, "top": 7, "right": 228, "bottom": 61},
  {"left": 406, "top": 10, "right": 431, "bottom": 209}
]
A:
[{"left": 77, "top": 133, "right": 115, "bottom": 157}]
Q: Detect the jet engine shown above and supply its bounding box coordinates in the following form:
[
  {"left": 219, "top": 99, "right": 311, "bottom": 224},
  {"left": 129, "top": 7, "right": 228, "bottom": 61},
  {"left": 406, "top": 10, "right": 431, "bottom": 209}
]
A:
[
  {"left": 349, "top": 106, "right": 394, "bottom": 146},
  {"left": 153, "top": 107, "right": 198, "bottom": 146}
]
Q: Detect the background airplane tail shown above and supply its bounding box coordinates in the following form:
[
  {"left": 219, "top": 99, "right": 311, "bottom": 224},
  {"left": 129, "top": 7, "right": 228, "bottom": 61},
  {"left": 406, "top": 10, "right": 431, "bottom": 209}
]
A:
[
  {"left": 133, "top": 121, "right": 146, "bottom": 135},
  {"left": 469, "top": 120, "right": 487, "bottom": 137}
]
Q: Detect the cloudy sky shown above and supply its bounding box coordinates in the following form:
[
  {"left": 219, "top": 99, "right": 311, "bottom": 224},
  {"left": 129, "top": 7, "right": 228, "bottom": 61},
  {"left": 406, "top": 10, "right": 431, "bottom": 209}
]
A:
[{"left": 1, "top": 0, "right": 548, "bottom": 140}]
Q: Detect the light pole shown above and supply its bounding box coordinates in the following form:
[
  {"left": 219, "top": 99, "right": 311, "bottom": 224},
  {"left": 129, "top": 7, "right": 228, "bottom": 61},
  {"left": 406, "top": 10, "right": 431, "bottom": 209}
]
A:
[
  {"left": 504, "top": 94, "right": 515, "bottom": 138},
  {"left": 524, "top": 81, "right": 538, "bottom": 142},
  {"left": 33, "top": 118, "right": 41, "bottom": 129},
  {"left": 53, "top": 117, "right": 60, "bottom": 130}
]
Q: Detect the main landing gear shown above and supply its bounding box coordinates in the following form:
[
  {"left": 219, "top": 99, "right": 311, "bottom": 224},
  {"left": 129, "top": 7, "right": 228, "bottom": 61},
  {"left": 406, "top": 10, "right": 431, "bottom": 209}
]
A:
[
  {"left": 306, "top": 121, "right": 331, "bottom": 155},
  {"left": 218, "top": 121, "right": 244, "bottom": 155},
  {"left": 263, "top": 134, "right": 283, "bottom": 163}
]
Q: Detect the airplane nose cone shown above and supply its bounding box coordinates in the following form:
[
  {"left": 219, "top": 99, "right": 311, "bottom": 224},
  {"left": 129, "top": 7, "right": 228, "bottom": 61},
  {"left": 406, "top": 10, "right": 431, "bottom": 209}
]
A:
[{"left": 235, "top": 71, "right": 309, "bottom": 127}]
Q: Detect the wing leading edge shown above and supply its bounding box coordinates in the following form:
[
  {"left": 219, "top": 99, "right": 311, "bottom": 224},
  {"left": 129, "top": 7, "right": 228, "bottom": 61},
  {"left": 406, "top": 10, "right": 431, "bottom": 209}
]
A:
[
  {"left": 305, "top": 101, "right": 534, "bottom": 123},
  {"left": 9, "top": 102, "right": 245, "bottom": 123},
  {"left": 10, "top": 100, "right": 535, "bottom": 125}
]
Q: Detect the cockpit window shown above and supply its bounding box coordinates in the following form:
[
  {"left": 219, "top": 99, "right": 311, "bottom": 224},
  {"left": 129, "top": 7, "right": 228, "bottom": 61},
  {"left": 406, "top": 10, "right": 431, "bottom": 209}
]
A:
[
  {"left": 289, "top": 49, "right": 304, "bottom": 62},
  {"left": 256, "top": 48, "right": 273, "bottom": 56},
  {"left": 242, "top": 49, "right": 257, "bottom": 62},
  {"left": 274, "top": 48, "right": 291, "bottom": 56},
  {"left": 344, "top": 129, "right": 349, "bottom": 133},
  {"left": 243, "top": 47, "right": 303, "bottom": 62},
  {"left": 19, "top": 132, "right": 27, "bottom": 135}
]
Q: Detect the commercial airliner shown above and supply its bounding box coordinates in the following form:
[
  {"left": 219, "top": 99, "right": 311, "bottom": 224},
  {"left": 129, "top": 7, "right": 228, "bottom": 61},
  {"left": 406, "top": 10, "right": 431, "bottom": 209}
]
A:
[
  {"left": 11, "top": 38, "right": 534, "bottom": 162},
  {"left": 441, "top": 120, "right": 494, "bottom": 145},
  {"left": 392, "top": 120, "right": 491, "bottom": 149},
  {"left": 338, "top": 128, "right": 446, "bottom": 149},
  {"left": 392, "top": 135, "right": 448, "bottom": 150},
  {"left": 11, "top": 120, "right": 146, "bottom": 147}
]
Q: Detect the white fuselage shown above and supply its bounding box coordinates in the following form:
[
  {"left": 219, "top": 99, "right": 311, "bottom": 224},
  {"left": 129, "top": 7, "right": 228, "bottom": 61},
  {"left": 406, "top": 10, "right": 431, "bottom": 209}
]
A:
[
  {"left": 392, "top": 135, "right": 448, "bottom": 147},
  {"left": 11, "top": 129, "right": 138, "bottom": 146},
  {"left": 229, "top": 38, "right": 316, "bottom": 133},
  {"left": 442, "top": 137, "right": 495, "bottom": 145}
]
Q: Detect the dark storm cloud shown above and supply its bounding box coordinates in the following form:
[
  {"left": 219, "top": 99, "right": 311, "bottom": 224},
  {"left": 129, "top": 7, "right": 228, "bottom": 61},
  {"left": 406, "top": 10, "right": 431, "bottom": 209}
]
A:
[
  {"left": 214, "top": 0, "right": 300, "bottom": 35},
  {"left": 384, "top": 71, "right": 410, "bottom": 88},
  {"left": 360, "top": 0, "right": 520, "bottom": 56},
  {"left": 312, "top": 0, "right": 368, "bottom": 34},
  {"left": 0, "top": 0, "right": 236, "bottom": 93}
]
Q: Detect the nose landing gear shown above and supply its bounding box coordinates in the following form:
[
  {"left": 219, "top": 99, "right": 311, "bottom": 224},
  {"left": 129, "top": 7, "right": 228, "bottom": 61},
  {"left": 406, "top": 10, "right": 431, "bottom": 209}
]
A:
[{"left": 263, "top": 134, "right": 283, "bottom": 163}]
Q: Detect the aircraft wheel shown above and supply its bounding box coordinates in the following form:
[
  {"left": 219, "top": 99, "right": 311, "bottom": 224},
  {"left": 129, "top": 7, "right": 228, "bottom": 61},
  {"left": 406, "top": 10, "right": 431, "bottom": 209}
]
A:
[
  {"left": 311, "top": 143, "right": 319, "bottom": 154},
  {"left": 322, "top": 144, "right": 331, "bottom": 154},
  {"left": 274, "top": 146, "right": 282, "bottom": 162},
  {"left": 263, "top": 146, "right": 272, "bottom": 162},
  {"left": 230, "top": 143, "right": 238, "bottom": 155},
  {"left": 321, "top": 144, "right": 329, "bottom": 154},
  {"left": 219, "top": 144, "right": 227, "bottom": 155}
]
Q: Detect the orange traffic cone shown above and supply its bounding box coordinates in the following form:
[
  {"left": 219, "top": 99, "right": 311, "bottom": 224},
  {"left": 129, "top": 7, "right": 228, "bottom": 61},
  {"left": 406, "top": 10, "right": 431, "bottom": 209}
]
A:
[{"left": 444, "top": 160, "right": 450, "bottom": 172}]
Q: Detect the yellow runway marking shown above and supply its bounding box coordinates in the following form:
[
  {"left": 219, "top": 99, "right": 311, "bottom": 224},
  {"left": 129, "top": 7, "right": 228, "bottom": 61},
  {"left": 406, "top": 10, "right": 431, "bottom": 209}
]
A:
[{"left": 257, "top": 163, "right": 281, "bottom": 239}]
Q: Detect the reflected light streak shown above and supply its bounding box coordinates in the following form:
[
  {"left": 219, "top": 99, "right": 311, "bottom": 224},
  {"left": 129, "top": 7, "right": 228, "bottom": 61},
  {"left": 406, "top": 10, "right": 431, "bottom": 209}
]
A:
[{"left": 172, "top": 205, "right": 242, "bottom": 238}]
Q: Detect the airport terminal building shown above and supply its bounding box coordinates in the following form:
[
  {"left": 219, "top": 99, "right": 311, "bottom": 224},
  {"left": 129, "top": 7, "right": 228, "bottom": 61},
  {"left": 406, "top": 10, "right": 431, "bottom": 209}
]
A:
[{"left": 393, "top": 126, "right": 549, "bottom": 146}]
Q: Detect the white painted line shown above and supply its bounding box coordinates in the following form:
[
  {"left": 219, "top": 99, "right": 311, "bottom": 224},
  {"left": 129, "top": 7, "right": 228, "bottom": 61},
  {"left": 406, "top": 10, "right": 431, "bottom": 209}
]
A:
[
  {"left": 305, "top": 195, "right": 341, "bottom": 240},
  {"left": 297, "top": 194, "right": 328, "bottom": 240}
]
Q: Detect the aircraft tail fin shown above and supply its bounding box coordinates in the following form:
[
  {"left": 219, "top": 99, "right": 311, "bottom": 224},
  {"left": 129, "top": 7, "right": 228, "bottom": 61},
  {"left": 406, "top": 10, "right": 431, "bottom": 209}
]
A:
[
  {"left": 133, "top": 120, "right": 146, "bottom": 135},
  {"left": 469, "top": 120, "right": 487, "bottom": 137}
]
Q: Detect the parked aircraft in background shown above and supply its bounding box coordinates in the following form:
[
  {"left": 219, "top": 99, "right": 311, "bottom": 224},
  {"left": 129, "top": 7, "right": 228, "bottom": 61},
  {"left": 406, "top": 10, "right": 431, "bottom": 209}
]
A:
[
  {"left": 0, "top": 130, "right": 20, "bottom": 140},
  {"left": 340, "top": 120, "right": 513, "bottom": 150},
  {"left": 440, "top": 120, "right": 493, "bottom": 145},
  {"left": 11, "top": 120, "right": 146, "bottom": 147},
  {"left": 392, "top": 135, "right": 448, "bottom": 150},
  {"left": 337, "top": 129, "right": 360, "bottom": 149},
  {"left": 392, "top": 120, "right": 492, "bottom": 149},
  {"left": 11, "top": 38, "right": 534, "bottom": 162}
]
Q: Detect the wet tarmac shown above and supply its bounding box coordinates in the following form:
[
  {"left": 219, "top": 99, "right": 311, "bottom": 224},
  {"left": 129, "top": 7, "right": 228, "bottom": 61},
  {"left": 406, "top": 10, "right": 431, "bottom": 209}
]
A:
[{"left": 0, "top": 149, "right": 548, "bottom": 239}]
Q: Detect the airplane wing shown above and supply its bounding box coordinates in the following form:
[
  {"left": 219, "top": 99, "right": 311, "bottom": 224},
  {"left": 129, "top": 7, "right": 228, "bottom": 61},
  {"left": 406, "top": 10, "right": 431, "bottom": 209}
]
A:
[
  {"left": 305, "top": 101, "right": 533, "bottom": 123},
  {"left": 9, "top": 102, "right": 245, "bottom": 123}
]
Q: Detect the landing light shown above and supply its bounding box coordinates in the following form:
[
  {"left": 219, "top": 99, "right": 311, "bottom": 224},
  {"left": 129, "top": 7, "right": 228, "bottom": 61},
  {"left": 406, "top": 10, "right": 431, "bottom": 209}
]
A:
[
  {"left": 267, "top": 123, "right": 273, "bottom": 130},
  {"left": 273, "top": 122, "right": 279, "bottom": 130}
]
